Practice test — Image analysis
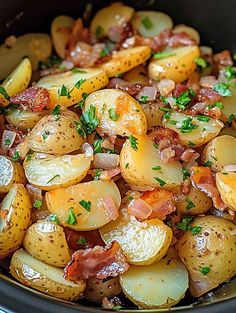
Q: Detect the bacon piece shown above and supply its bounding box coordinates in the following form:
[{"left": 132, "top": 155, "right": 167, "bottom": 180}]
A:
[
  {"left": 99, "top": 167, "right": 121, "bottom": 181},
  {"left": 213, "top": 50, "right": 233, "bottom": 67},
  {"left": 128, "top": 198, "right": 153, "bottom": 220},
  {"left": 107, "top": 78, "right": 142, "bottom": 95},
  {"left": 187, "top": 72, "right": 200, "bottom": 93},
  {"left": 64, "top": 242, "right": 129, "bottom": 281},
  {"left": 66, "top": 18, "right": 92, "bottom": 52},
  {"left": 190, "top": 166, "right": 227, "bottom": 210},
  {"left": 197, "top": 87, "right": 221, "bottom": 104},
  {"left": 10, "top": 87, "right": 50, "bottom": 112},
  {"left": 183, "top": 103, "right": 222, "bottom": 120},
  {"left": 172, "top": 83, "right": 190, "bottom": 97},
  {"left": 108, "top": 23, "right": 133, "bottom": 49},
  {"left": 103, "top": 196, "right": 119, "bottom": 221},
  {"left": 64, "top": 228, "right": 104, "bottom": 250}
]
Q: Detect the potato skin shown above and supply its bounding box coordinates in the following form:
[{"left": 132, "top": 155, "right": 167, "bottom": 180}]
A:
[
  {"left": 176, "top": 216, "right": 236, "bottom": 297},
  {"left": 216, "top": 172, "right": 236, "bottom": 211}
]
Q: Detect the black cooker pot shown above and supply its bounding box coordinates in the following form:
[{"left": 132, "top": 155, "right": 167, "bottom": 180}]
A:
[{"left": 0, "top": 0, "right": 235, "bottom": 312}]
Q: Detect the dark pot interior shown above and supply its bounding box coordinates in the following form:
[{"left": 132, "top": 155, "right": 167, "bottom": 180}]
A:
[{"left": 0, "top": 0, "right": 236, "bottom": 312}]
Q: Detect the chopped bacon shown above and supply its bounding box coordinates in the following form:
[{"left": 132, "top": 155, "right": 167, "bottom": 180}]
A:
[
  {"left": 148, "top": 126, "right": 179, "bottom": 145},
  {"left": 187, "top": 72, "right": 200, "bottom": 93},
  {"left": 197, "top": 87, "right": 221, "bottom": 104},
  {"left": 190, "top": 166, "right": 227, "bottom": 210},
  {"left": 107, "top": 78, "right": 142, "bottom": 95},
  {"left": 128, "top": 198, "right": 153, "bottom": 220},
  {"left": 66, "top": 18, "right": 92, "bottom": 52},
  {"left": 103, "top": 196, "right": 119, "bottom": 221},
  {"left": 108, "top": 23, "right": 133, "bottom": 49},
  {"left": 10, "top": 87, "right": 51, "bottom": 112},
  {"left": 64, "top": 242, "right": 129, "bottom": 281},
  {"left": 100, "top": 167, "right": 121, "bottom": 181},
  {"left": 64, "top": 228, "right": 104, "bottom": 250},
  {"left": 172, "top": 83, "right": 189, "bottom": 97},
  {"left": 213, "top": 50, "right": 233, "bottom": 67},
  {"left": 183, "top": 102, "right": 222, "bottom": 119}
]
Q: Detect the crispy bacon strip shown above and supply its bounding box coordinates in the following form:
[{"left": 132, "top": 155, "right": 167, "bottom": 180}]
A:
[
  {"left": 64, "top": 228, "right": 104, "bottom": 250},
  {"left": 64, "top": 242, "right": 129, "bottom": 281}
]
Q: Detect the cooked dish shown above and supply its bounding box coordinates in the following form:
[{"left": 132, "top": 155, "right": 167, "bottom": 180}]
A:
[{"left": 0, "top": 2, "right": 236, "bottom": 310}]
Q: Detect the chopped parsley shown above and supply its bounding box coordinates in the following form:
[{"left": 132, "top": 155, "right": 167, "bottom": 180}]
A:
[
  {"left": 154, "top": 177, "right": 166, "bottom": 187},
  {"left": 182, "top": 168, "right": 190, "bottom": 180},
  {"left": 195, "top": 57, "right": 208, "bottom": 70},
  {"left": 233, "top": 53, "right": 236, "bottom": 61},
  {"left": 93, "top": 139, "right": 103, "bottom": 153},
  {"left": 0, "top": 86, "right": 10, "bottom": 100},
  {"left": 75, "top": 121, "right": 86, "bottom": 139},
  {"left": 100, "top": 47, "right": 110, "bottom": 58},
  {"left": 94, "top": 169, "right": 102, "bottom": 180},
  {"left": 59, "top": 84, "right": 72, "bottom": 99},
  {"left": 159, "top": 106, "right": 172, "bottom": 112},
  {"left": 95, "top": 25, "right": 104, "bottom": 39},
  {"left": 48, "top": 214, "right": 60, "bottom": 225},
  {"left": 109, "top": 108, "right": 120, "bottom": 121},
  {"left": 33, "top": 199, "right": 43, "bottom": 209},
  {"left": 174, "top": 89, "right": 196, "bottom": 110},
  {"left": 153, "top": 143, "right": 159, "bottom": 149},
  {"left": 129, "top": 135, "right": 138, "bottom": 151},
  {"left": 213, "top": 82, "right": 232, "bottom": 97},
  {"left": 41, "top": 131, "right": 48, "bottom": 141},
  {"left": 188, "top": 141, "right": 195, "bottom": 147},
  {"left": 179, "top": 117, "right": 198, "bottom": 133},
  {"left": 199, "top": 266, "right": 210, "bottom": 275},
  {"left": 191, "top": 225, "right": 203, "bottom": 235},
  {"left": 12, "top": 151, "right": 20, "bottom": 161},
  {"left": 77, "top": 237, "right": 87, "bottom": 245},
  {"left": 80, "top": 105, "right": 99, "bottom": 134},
  {"left": 177, "top": 217, "right": 202, "bottom": 235},
  {"left": 141, "top": 16, "right": 153, "bottom": 30},
  {"left": 38, "top": 55, "right": 62, "bottom": 70},
  {"left": 4, "top": 138, "right": 11, "bottom": 146},
  {"left": 51, "top": 105, "right": 61, "bottom": 120},
  {"left": 79, "top": 200, "right": 91, "bottom": 212},
  {"left": 127, "top": 196, "right": 134, "bottom": 202},
  {"left": 153, "top": 51, "right": 176, "bottom": 59},
  {"left": 204, "top": 160, "right": 213, "bottom": 167},
  {"left": 208, "top": 101, "right": 224, "bottom": 109},
  {"left": 139, "top": 95, "right": 148, "bottom": 104},
  {"left": 224, "top": 66, "right": 236, "bottom": 80},
  {"left": 71, "top": 68, "right": 87, "bottom": 74},
  {"left": 47, "top": 174, "right": 60, "bottom": 184},
  {"left": 185, "top": 198, "right": 196, "bottom": 210},
  {"left": 67, "top": 207, "right": 77, "bottom": 225},
  {"left": 196, "top": 114, "right": 210, "bottom": 122},
  {"left": 226, "top": 114, "right": 235, "bottom": 126},
  {"left": 152, "top": 166, "right": 161, "bottom": 171},
  {"left": 112, "top": 306, "right": 123, "bottom": 311},
  {"left": 169, "top": 119, "right": 177, "bottom": 125},
  {"left": 163, "top": 111, "right": 171, "bottom": 120},
  {"left": 25, "top": 153, "right": 33, "bottom": 162},
  {"left": 74, "top": 92, "right": 88, "bottom": 108},
  {"left": 125, "top": 163, "right": 129, "bottom": 169},
  {"left": 75, "top": 79, "right": 86, "bottom": 90}
]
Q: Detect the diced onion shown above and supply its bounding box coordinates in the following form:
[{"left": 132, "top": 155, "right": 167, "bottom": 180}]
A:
[
  {"left": 1, "top": 130, "right": 16, "bottom": 149},
  {"left": 93, "top": 153, "right": 120, "bottom": 170}
]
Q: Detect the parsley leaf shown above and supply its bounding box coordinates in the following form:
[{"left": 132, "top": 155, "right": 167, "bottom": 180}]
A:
[
  {"left": 47, "top": 174, "right": 60, "bottom": 184},
  {"left": 4, "top": 138, "right": 11, "bottom": 146},
  {"left": 213, "top": 82, "right": 232, "bottom": 97},
  {"left": 0, "top": 86, "right": 10, "bottom": 100},
  {"left": 185, "top": 198, "right": 196, "bottom": 210},
  {"left": 129, "top": 135, "right": 138, "bottom": 151},
  {"left": 100, "top": 47, "right": 110, "bottom": 58},
  {"left": 125, "top": 163, "right": 129, "bottom": 168},
  {"left": 67, "top": 207, "right": 77, "bottom": 225},
  {"left": 139, "top": 95, "right": 148, "bottom": 104},
  {"left": 77, "top": 237, "right": 87, "bottom": 245},
  {"left": 163, "top": 111, "right": 171, "bottom": 120},
  {"left": 75, "top": 121, "right": 86, "bottom": 139},
  {"left": 153, "top": 51, "right": 176, "bottom": 59},
  {"left": 177, "top": 216, "right": 194, "bottom": 231},
  {"left": 174, "top": 89, "right": 195, "bottom": 110},
  {"left": 33, "top": 199, "right": 43, "bottom": 209},
  {"left": 51, "top": 105, "right": 61, "bottom": 120},
  {"left": 195, "top": 57, "right": 208, "bottom": 70},
  {"left": 224, "top": 66, "right": 236, "bottom": 80},
  {"left": 109, "top": 108, "right": 120, "bottom": 121},
  {"left": 182, "top": 168, "right": 190, "bottom": 180},
  {"left": 12, "top": 151, "right": 20, "bottom": 161},
  {"left": 48, "top": 214, "right": 60, "bottom": 224},
  {"left": 80, "top": 105, "right": 99, "bottom": 134},
  {"left": 226, "top": 114, "right": 235, "bottom": 126},
  {"left": 79, "top": 200, "right": 91, "bottom": 212},
  {"left": 152, "top": 166, "right": 161, "bottom": 171},
  {"left": 94, "top": 169, "right": 102, "bottom": 180},
  {"left": 154, "top": 177, "right": 166, "bottom": 187},
  {"left": 204, "top": 160, "right": 213, "bottom": 167},
  {"left": 38, "top": 55, "right": 62, "bottom": 70},
  {"left": 179, "top": 117, "right": 198, "bottom": 133},
  {"left": 196, "top": 114, "right": 210, "bottom": 122},
  {"left": 191, "top": 225, "right": 203, "bottom": 235},
  {"left": 93, "top": 139, "right": 103, "bottom": 153},
  {"left": 141, "top": 16, "right": 153, "bottom": 29},
  {"left": 74, "top": 79, "right": 86, "bottom": 90},
  {"left": 71, "top": 68, "right": 87, "bottom": 74},
  {"left": 200, "top": 266, "right": 210, "bottom": 275},
  {"left": 59, "top": 84, "right": 72, "bottom": 99}
]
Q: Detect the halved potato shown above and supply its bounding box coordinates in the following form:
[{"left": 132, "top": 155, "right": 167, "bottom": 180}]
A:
[
  {"left": 84, "top": 89, "right": 147, "bottom": 136},
  {"left": 10, "top": 249, "right": 85, "bottom": 301},
  {"left": 0, "top": 58, "right": 32, "bottom": 106},
  {"left": 142, "top": 103, "right": 164, "bottom": 128},
  {"left": 51, "top": 15, "right": 75, "bottom": 58},
  {"left": 37, "top": 68, "right": 108, "bottom": 108},
  {"left": 122, "top": 64, "right": 149, "bottom": 85},
  {"left": 23, "top": 221, "right": 71, "bottom": 267},
  {"left": 216, "top": 171, "right": 236, "bottom": 211},
  {"left": 163, "top": 111, "right": 224, "bottom": 147},
  {"left": 100, "top": 46, "right": 151, "bottom": 78},
  {"left": 28, "top": 110, "right": 85, "bottom": 155},
  {"left": 0, "top": 33, "right": 52, "bottom": 80},
  {"left": 220, "top": 88, "right": 236, "bottom": 123},
  {"left": 46, "top": 181, "right": 121, "bottom": 231},
  {"left": 0, "top": 184, "right": 31, "bottom": 259},
  {"left": 201, "top": 135, "right": 236, "bottom": 172},
  {"left": 24, "top": 152, "right": 91, "bottom": 191},
  {"left": 173, "top": 25, "right": 200, "bottom": 44},
  {"left": 0, "top": 156, "right": 26, "bottom": 193},
  {"left": 90, "top": 3, "right": 134, "bottom": 37},
  {"left": 119, "top": 257, "right": 188, "bottom": 308},
  {"left": 120, "top": 135, "right": 183, "bottom": 190},
  {"left": 149, "top": 46, "right": 200, "bottom": 83},
  {"left": 100, "top": 209, "right": 172, "bottom": 265},
  {"left": 6, "top": 109, "right": 47, "bottom": 131},
  {"left": 131, "top": 11, "right": 173, "bottom": 38}
]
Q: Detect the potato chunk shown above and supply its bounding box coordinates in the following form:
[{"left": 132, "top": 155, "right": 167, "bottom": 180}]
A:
[{"left": 216, "top": 171, "right": 236, "bottom": 211}]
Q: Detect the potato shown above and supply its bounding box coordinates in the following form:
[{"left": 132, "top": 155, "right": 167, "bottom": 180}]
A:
[
  {"left": 46, "top": 181, "right": 121, "bottom": 231},
  {"left": 131, "top": 11, "right": 173, "bottom": 38},
  {"left": 176, "top": 185, "right": 212, "bottom": 215},
  {"left": 6, "top": 109, "right": 47, "bottom": 131},
  {"left": 176, "top": 216, "right": 236, "bottom": 297},
  {"left": 201, "top": 135, "right": 236, "bottom": 172},
  {"left": 84, "top": 89, "right": 147, "bottom": 136},
  {"left": 100, "top": 46, "right": 151, "bottom": 78},
  {"left": 216, "top": 171, "right": 236, "bottom": 211},
  {"left": 37, "top": 68, "right": 108, "bottom": 108},
  {"left": 0, "top": 184, "right": 31, "bottom": 259},
  {"left": 220, "top": 127, "right": 236, "bottom": 138},
  {"left": 90, "top": 3, "right": 134, "bottom": 37},
  {"left": 100, "top": 209, "right": 172, "bottom": 265},
  {"left": 163, "top": 111, "right": 224, "bottom": 147},
  {"left": 84, "top": 277, "right": 121, "bottom": 303},
  {"left": 0, "top": 33, "right": 52, "bottom": 80},
  {"left": 0, "top": 58, "right": 32, "bottom": 106},
  {"left": 23, "top": 152, "right": 91, "bottom": 191},
  {"left": 122, "top": 65, "right": 149, "bottom": 85},
  {"left": 173, "top": 25, "right": 200, "bottom": 44},
  {"left": 23, "top": 221, "right": 71, "bottom": 267},
  {"left": 120, "top": 135, "right": 183, "bottom": 190},
  {"left": 0, "top": 156, "right": 26, "bottom": 193},
  {"left": 149, "top": 46, "right": 200, "bottom": 83},
  {"left": 51, "top": 15, "right": 75, "bottom": 58},
  {"left": 120, "top": 257, "right": 188, "bottom": 308},
  {"left": 28, "top": 110, "right": 85, "bottom": 155},
  {"left": 142, "top": 103, "right": 164, "bottom": 128},
  {"left": 10, "top": 249, "right": 85, "bottom": 301},
  {"left": 220, "top": 88, "right": 236, "bottom": 123}
]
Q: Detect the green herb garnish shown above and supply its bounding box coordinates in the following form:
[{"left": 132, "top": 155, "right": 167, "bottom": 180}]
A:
[
  {"left": 141, "top": 16, "right": 153, "bottom": 30},
  {"left": 74, "top": 92, "right": 88, "bottom": 108},
  {"left": 185, "top": 198, "right": 196, "bottom": 210},
  {"left": 0, "top": 86, "right": 10, "bottom": 100},
  {"left": 153, "top": 51, "right": 176, "bottom": 59},
  {"left": 200, "top": 266, "right": 210, "bottom": 275},
  {"left": 80, "top": 105, "right": 99, "bottom": 134},
  {"left": 79, "top": 200, "right": 91, "bottom": 212},
  {"left": 100, "top": 47, "right": 110, "bottom": 58},
  {"left": 152, "top": 166, "right": 161, "bottom": 171},
  {"left": 48, "top": 214, "right": 60, "bottom": 225},
  {"left": 77, "top": 237, "right": 87, "bottom": 245},
  {"left": 129, "top": 135, "right": 138, "bottom": 151},
  {"left": 67, "top": 207, "right": 77, "bottom": 225},
  {"left": 177, "top": 216, "right": 194, "bottom": 231},
  {"left": 4, "top": 138, "right": 11, "bottom": 146},
  {"left": 93, "top": 139, "right": 103, "bottom": 154},
  {"left": 191, "top": 225, "right": 203, "bottom": 235},
  {"left": 33, "top": 199, "right": 43, "bottom": 209},
  {"left": 95, "top": 25, "right": 104, "bottom": 39},
  {"left": 51, "top": 105, "right": 61, "bottom": 120},
  {"left": 109, "top": 108, "right": 120, "bottom": 121},
  {"left": 154, "top": 177, "right": 166, "bottom": 187},
  {"left": 12, "top": 151, "right": 20, "bottom": 161},
  {"left": 59, "top": 84, "right": 72, "bottom": 99},
  {"left": 38, "top": 55, "right": 62, "bottom": 70},
  {"left": 195, "top": 57, "right": 208, "bottom": 70},
  {"left": 182, "top": 168, "right": 190, "bottom": 180},
  {"left": 125, "top": 163, "right": 129, "bottom": 169},
  {"left": 196, "top": 114, "right": 210, "bottom": 122},
  {"left": 204, "top": 160, "right": 213, "bottom": 167},
  {"left": 74, "top": 79, "right": 86, "bottom": 90},
  {"left": 139, "top": 95, "right": 148, "bottom": 104},
  {"left": 94, "top": 169, "right": 102, "bottom": 180},
  {"left": 71, "top": 68, "right": 87, "bottom": 74},
  {"left": 47, "top": 174, "right": 60, "bottom": 184},
  {"left": 213, "top": 82, "right": 232, "bottom": 97},
  {"left": 226, "top": 114, "right": 235, "bottom": 126},
  {"left": 179, "top": 117, "right": 198, "bottom": 133}
]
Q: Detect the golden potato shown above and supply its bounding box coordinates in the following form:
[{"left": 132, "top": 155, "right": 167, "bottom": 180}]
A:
[
  {"left": 120, "top": 257, "right": 188, "bottom": 308},
  {"left": 6, "top": 109, "right": 47, "bottom": 131},
  {"left": 28, "top": 110, "right": 85, "bottom": 155},
  {"left": 201, "top": 135, "right": 236, "bottom": 172},
  {"left": 23, "top": 221, "right": 71, "bottom": 267},
  {"left": 148, "top": 46, "right": 200, "bottom": 83},
  {"left": 37, "top": 68, "right": 108, "bottom": 108},
  {"left": 84, "top": 89, "right": 147, "bottom": 136},
  {"left": 176, "top": 216, "right": 236, "bottom": 297},
  {"left": 216, "top": 171, "right": 236, "bottom": 211},
  {"left": 173, "top": 25, "right": 200, "bottom": 44},
  {"left": 100, "top": 209, "right": 172, "bottom": 265},
  {"left": 220, "top": 88, "right": 236, "bottom": 123},
  {"left": 120, "top": 135, "right": 183, "bottom": 190},
  {"left": 163, "top": 111, "right": 224, "bottom": 147},
  {"left": 46, "top": 181, "right": 121, "bottom": 231},
  {"left": 122, "top": 65, "right": 149, "bottom": 85},
  {"left": 0, "top": 184, "right": 31, "bottom": 259},
  {"left": 142, "top": 103, "right": 164, "bottom": 128},
  {"left": 10, "top": 249, "right": 85, "bottom": 301},
  {"left": 0, "top": 156, "right": 26, "bottom": 193}
]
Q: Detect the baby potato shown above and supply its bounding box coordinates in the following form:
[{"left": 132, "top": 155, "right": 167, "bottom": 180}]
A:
[
  {"left": 84, "top": 277, "right": 121, "bottom": 303},
  {"left": 0, "top": 33, "right": 52, "bottom": 80},
  {"left": 220, "top": 88, "right": 236, "bottom": 123},
  {"left": 46, "top": 181, "right": 121, "bottom": 231},
  {"left": 10, "top": 249, "right": 85, "bottom": 301},
  {"left": 100, "top": 209, "right": 172, "bottom": 265},
  {"left": 100, "top": 46, "right": 151, "bottom": 78},
  {"left": 0, "top": 184, "right": 31, "bottom": 259},
  {"left": 216, "top": 172, "right": 236, "bottom": 211},
  {"left": 149, "top": 46, "right": 200, "bottom": 83},
  {"left": 28, "top": 110, "right": 85, "bottom": 155},
  {"left": 84, "top": 89, "right": 147, "bottom": 136},
  {"left": 51, "top": 15, "right": 75, "bottom": 58},
  {"left": 119, "top": 257, "right": 188, "bottom": 308},
  {"left": 90, "top": 3, "right": 134, "bottom": 37},
  {"left": 142, "top": 103, "right": 164, "bottom": 128},
  {"left": 131, "top": 11, "right": 173, "bottom": 38},
  {"left": 173, "top": 24, "right": 200, "bottom": 44},
  {"left": 120, "top": 135, "right": 183, "bottom": 190},
  {"left": 176, "top": 185, "right": 212, "bottom": 215},
  {"left": 122, "top": 65, "right": 149, "bottom": 85},
  {"left": 163, "top": 111, "right": 224, "bottom": 147},
  {"left": 201, "top": 135, "right": 236, "bottom": 172},
  {"left": 0, "top": 156, "right": 26, "bottom": 193},
  {"left": 176, "top": 216, "right": 236, "bottom": 297},
  {"left": 37, "top": 68, "right": 108, "bottom": 108},
  {"left": 6, "top": 109, "right": 47, "bottom": 131},
  {"left": 23, "top": 221, "right": 71, "bottom": 267},
  {"left": 23, "top": 152, "right": 91, "bottom": 191}
]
